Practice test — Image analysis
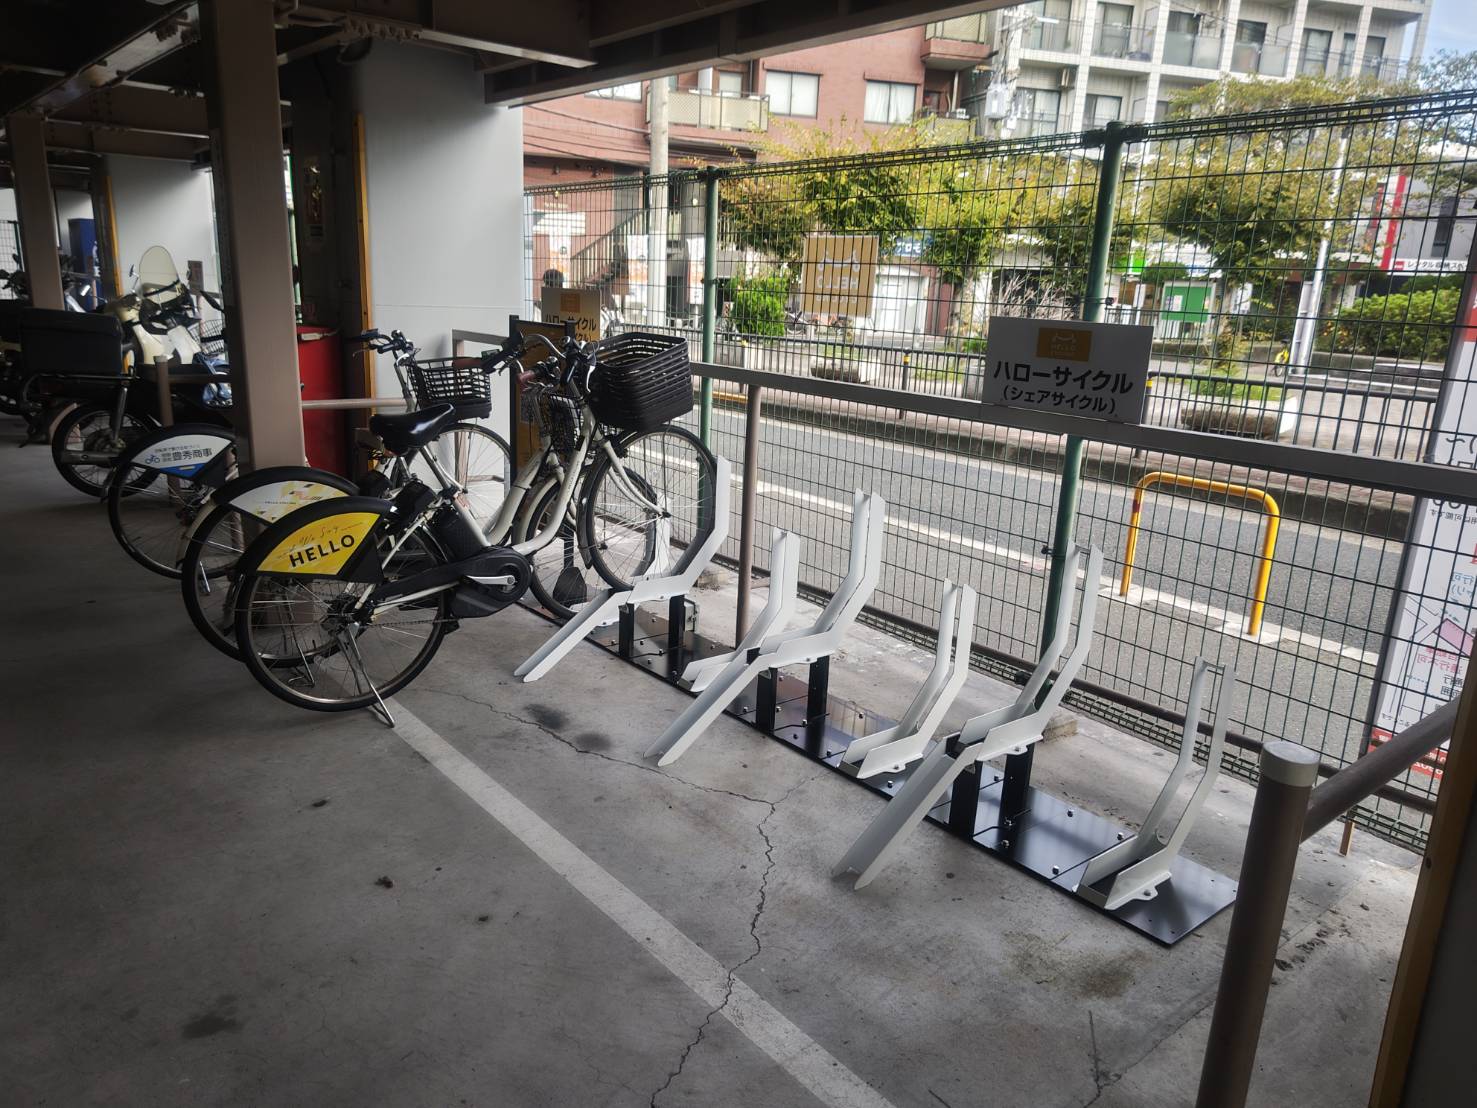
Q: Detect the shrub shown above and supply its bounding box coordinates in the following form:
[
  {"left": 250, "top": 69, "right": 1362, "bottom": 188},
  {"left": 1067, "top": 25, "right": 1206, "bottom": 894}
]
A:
[
  {"left": 730, "top": 272, "right": 789, "bottom": 338},
  {"left": 1322, "top": 287, "right": 1460, "bottom": 361}
]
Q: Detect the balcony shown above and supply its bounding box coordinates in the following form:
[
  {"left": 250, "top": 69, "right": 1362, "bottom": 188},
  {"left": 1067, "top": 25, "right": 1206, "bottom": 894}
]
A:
[
  {"left": 1162, "top": 29, "right": 1223, "bottom": 69},
  {"left": 1298, "top": 49, "right": 1414, "bottom": 84},
  {"left": 1093, "top": 23, "right": 1156, "bottom": 62},
  {"left": 922, "top": 14, "right": 993, "bottom": 69},
  {"left": 1011, "top": 111, "right": 1062, "bottom": 138},
  {"left": 1230, "top": 40, "right": 1289, "bottom": 77},
  {"left": 658, "top": 88, "right": 770, "bottom": 133},
  {"left": 915, "top": 111, "right": 976, "bottom": 143},
  {"left": 1021, "top": 18, "right": 1080, "bottom": 53}
]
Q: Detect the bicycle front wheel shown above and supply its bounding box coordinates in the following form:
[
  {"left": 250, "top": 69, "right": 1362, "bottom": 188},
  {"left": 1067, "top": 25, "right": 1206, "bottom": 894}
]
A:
[
  {"left": 581, "top": 425, "right": 717, "bottom": 591},
  {"left": 234, "top": 527, "right": 450, "bottom": 712},
  {"left": 410, "top": 422, "right": 513, "bottom": 537}
]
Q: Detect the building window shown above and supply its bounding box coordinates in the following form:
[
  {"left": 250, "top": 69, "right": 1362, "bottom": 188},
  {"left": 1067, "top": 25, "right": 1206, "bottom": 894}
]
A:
[
  {"left": 1084, "top": 93, "right": 1123, "bottom": 127},
  {"left": 717, "top": 71, "right": 743, "bottom": 96},
  {"left": 1433, "top": 197, "right": 1458, "bottom": 258},
  {"left": 1300, "top": 28, "right": 1332, "bottom": 76},
  {"left": 864, "top": 80, "right": 917, "bottom": 124},
  {"left": 1014, "top": 86, "right": 1062, "bottom": 132},
  {"left": 589, "top": 83, "right": 642, "bottom": 101},
  {"left": 766, "top": 71, "right": 819, "bottom": 116}
]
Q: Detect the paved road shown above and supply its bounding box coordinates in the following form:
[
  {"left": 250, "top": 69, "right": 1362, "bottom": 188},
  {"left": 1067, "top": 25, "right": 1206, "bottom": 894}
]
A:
[{"left": 704, "top": 406, "right": 1405, "bottom": 775}]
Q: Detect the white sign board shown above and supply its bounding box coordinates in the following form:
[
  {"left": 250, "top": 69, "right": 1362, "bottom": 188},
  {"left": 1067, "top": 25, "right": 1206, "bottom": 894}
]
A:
[
  {"left": 1370, "top": 291, "right": 1477, "bottom": 778},
  {"left": 982, "top": 317, "right": 1152, "bottom": 423}
]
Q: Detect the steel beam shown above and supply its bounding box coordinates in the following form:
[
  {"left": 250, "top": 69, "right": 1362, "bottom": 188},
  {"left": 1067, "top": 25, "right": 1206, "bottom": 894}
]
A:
[
  {"left": 5, "top": 113, "right": 64, "bottom": 309},
  {"left": 42, "top": 121, "right": 204, "bottom": 161},
  {"left": 199, "top": 0, "right": 305, "bottom": 469},
  {"left": 487, "top": 0, "right": 1014, "bottom": 104},
  {"left": 289, "top": 1, "right": 594, "bottom": 68},
  {"left": 52, "top": 85, "right": 209, "bottom": 137}
]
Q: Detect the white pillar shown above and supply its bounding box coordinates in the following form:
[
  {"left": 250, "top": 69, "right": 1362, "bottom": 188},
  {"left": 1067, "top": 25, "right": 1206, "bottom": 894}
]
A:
[
  {"left": 5, "top": 113, "right": 64, "bottom": 310},
  {"left": 1142, "top": 0, "right": 1174, "bottom": 122},
  {"left": 1285, "top": 0, "right": 1311, "bottom": 78},
  {"left": 1068, "top": 0, "right": 1099, "bottom": 133},
  {"left": 199, "top": 0, "right": 304, "bottom": 468},
  {"left": 1351, "top": 4, "right": 1374, "bottom": 79},
  {"left": 1218, "top": 0, "right": 1243, "bottom": 74}
]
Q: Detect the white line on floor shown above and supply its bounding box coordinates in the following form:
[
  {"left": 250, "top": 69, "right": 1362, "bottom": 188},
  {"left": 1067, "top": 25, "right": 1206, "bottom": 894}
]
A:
[{"left": 390, "top": 703, "right": 896, "bottom": 1108}]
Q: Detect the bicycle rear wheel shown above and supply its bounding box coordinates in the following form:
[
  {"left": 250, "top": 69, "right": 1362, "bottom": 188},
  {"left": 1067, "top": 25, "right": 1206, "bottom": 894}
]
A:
[
  {"left": 51, "top": 404, "right": 156, "bottom": 496},
  {"left": 581, "top": 425, "right": 717, "bottom": 591},
  {"left": 234, "top": 525, "right": 450, "bottom": 712},
  {"left": 108, "top": 429, "right": 238, "bottom": 577},
  {"left": 181, "top": 467, "right": 361, "bottom": 658}
]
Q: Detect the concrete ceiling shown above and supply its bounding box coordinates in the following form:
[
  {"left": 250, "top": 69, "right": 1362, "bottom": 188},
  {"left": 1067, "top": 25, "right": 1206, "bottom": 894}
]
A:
[{"left": 0, "top": 0, "right": 1014, "bottom": 165}]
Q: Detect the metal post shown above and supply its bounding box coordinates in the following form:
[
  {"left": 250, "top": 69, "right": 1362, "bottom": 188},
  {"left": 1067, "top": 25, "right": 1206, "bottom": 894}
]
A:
[
  {"left": 199, "top": 0, "right": 304, "bottom": 470},
  {"left": 700, "top": 168, "right": 719, "bottom": 447},
  {"left": 735, "top": 386, "right": 763, "bottom": 643},
  {"left": 1004, "top": 123, "right": 1130, "bottom": 815},
  {"left": 1195, "top": 740, "right": 1321, "bottom": 1108},
  {"left": 5, "top": 112, "right": 64, "bottom": 311}
]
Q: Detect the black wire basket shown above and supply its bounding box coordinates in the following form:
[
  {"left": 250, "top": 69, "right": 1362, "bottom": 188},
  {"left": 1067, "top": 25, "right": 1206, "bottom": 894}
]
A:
[
  {"left": 196, "top": 318, "right": 227, "bottom": 357},
  {"left": 409, "top": 356, "right": 493, "bottom": 420},
  {"left": 587, "top": 332, "right": 693, "bottom": 432}
]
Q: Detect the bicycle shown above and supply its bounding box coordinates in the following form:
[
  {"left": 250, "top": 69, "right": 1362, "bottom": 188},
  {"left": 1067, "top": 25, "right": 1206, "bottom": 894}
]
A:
[
  {"left": 227, "top": 324, "right": 716, "bottom": 713},
  {"left": 105, "top": 326, "right": 514, "bottom": 581}
]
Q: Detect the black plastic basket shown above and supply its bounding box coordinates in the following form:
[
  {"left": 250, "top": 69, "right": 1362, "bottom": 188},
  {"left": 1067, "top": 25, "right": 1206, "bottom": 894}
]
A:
[
  {"left": 588, "top": 332, "right": 693, "bottom": 432},
  {"left": 409, "top": 356, "right": 492, "bottom": 420}
]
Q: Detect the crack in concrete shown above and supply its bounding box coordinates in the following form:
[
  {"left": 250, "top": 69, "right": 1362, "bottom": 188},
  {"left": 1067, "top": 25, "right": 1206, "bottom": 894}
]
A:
[
  {"left": 1083, "top": 1010, "right": 1118, "bottom": 1106},
  {"left": 410, "top": 683, "right": 821, "bottom": 1107},
  {"left": 649, "top": 779, "right": 806, "bottom": 1107}
]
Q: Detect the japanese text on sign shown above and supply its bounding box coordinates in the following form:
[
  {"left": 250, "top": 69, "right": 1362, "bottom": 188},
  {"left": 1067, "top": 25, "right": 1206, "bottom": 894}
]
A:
[{"left": 981, "top": 317, "right": 1152, "bottom": 424}]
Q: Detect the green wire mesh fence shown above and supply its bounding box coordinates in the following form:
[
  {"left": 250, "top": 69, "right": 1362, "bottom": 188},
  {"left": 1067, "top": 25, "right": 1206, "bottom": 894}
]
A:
[{"left": 526, "top": 89, "right": 1477, "bottom": 849}]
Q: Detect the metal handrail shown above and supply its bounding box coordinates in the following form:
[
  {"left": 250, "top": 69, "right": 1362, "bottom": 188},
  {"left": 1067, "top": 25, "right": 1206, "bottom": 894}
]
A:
[
  {"left": 1119, "top": 472, "right": 1281, "bottom": 637},
  {"left": 687, "top": 359, "right": 1475, "bottom": 503}
]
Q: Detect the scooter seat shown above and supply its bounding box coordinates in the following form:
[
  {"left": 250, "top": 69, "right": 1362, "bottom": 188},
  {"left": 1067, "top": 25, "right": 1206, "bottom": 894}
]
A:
[{"left": 370, "top": 403, "right": 457, "bottom": 455}]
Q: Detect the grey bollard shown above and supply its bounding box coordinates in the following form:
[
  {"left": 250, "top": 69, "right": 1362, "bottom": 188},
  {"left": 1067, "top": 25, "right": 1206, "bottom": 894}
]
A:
[{"left": 1195, "top": 740, "right": 1321, "bottom": 1108}]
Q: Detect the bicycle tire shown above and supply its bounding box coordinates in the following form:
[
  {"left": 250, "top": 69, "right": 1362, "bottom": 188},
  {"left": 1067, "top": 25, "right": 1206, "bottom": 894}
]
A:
[
  {"left": 412, "top": 422, "right": 513, "bottom": 538},
  {"left": 181, "top": 466, "right": 359, "bottom": 659},
  {"left": 520, "top": 479, "right": 598, "bottom": 620},
  {"left": 51, "top": 403, "right": 157, "bottom": 496},
  {"left": 581, "top": 425, "right": 717, "bottom": 592},
  {"left": 233, "top": 498, "right": 452, "bottom": 713},
  {"left": 106, "top": 424, "right": 238, "bottom": 577}
]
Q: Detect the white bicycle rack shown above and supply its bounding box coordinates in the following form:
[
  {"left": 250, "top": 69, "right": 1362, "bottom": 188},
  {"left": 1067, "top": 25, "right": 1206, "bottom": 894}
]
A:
[
  {"left": 833, "top": 544, "right": 1102, "bottom": 890},
  {"left": 645, "top": 490, "right": 886, "bottom": 767},
  {"left": 515, "top": 456, "right": 732, "bottom": 682},
  {"left": 838, "top": 581, "right": 978, "bottom": 780},
  {"left": 680, "top": 527, "right": 800, "bottom": 694},
  {"left": 1075, "top": 657, "right": 1232, "bottom": 911}
]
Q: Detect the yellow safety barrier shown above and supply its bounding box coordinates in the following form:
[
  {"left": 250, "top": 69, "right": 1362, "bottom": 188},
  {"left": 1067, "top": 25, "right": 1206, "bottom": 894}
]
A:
[{"left": 1119, "top": 471, "right": 1281, "bottom": 638}]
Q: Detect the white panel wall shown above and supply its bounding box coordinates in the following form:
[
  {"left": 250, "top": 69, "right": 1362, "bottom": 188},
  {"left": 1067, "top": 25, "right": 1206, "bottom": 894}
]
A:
[
  {"left": 353, "top": 40, "right": 523, "bottom": 436},
  {"left": 105, "top": 155, "right": 219, "bottom": 294}
]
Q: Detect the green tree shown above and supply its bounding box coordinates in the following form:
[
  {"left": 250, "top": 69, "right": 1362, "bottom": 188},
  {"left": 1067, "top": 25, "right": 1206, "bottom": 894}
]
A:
[{"left": 921, "top": 161, "right": 1020, "bottom": 336}]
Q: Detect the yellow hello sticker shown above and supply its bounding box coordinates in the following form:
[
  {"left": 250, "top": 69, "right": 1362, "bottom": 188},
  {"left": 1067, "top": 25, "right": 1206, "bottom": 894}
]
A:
[{"left": 258, "top": 512, "right": 380, "bottom": 575}]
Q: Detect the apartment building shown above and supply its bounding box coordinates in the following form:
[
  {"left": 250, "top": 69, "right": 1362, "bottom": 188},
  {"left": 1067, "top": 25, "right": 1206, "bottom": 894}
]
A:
[
  {"left": 522, "top": 22, "right": 986, "bottom": 186},
  {"left": 990, "top": 0, "right": 1429, "bottom": 136}
]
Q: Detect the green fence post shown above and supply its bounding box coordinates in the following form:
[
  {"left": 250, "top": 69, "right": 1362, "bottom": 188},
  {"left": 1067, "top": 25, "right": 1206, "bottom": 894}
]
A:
[
  {"left": 699, "top": 167, "right": 719, "bottom": 448},
  {"left": 1003, "top": 122, "right": 1131, "bottom": 814}
]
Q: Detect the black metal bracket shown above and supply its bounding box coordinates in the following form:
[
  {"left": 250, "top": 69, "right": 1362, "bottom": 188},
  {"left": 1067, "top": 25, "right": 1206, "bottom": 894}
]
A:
[{"left": 570, "top": 603, "right": 1235, "bottom": 946}]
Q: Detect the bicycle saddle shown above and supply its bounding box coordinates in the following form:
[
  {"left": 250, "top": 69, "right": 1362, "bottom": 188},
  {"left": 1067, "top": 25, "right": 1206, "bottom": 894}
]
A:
[{"left": 370, "top": 403, "right": 457, "bottom": 454}]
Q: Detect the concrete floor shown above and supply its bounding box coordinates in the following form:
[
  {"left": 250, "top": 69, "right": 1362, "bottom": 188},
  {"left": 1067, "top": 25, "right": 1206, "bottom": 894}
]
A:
[{"left": 1, "top": 420, "right": 1418, "bottom": 1108}]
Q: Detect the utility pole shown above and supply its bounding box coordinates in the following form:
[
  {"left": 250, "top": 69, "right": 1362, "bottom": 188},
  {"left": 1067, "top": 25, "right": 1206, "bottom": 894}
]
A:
[{"left": 648, "top": 78, "right": 669, "bottom": 328}]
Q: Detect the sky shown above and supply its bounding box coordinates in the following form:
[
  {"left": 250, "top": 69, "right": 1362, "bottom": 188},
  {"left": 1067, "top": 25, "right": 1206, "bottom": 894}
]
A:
[{"left": 1426, "top": 0, "right": 1477, "bottom": 58}]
